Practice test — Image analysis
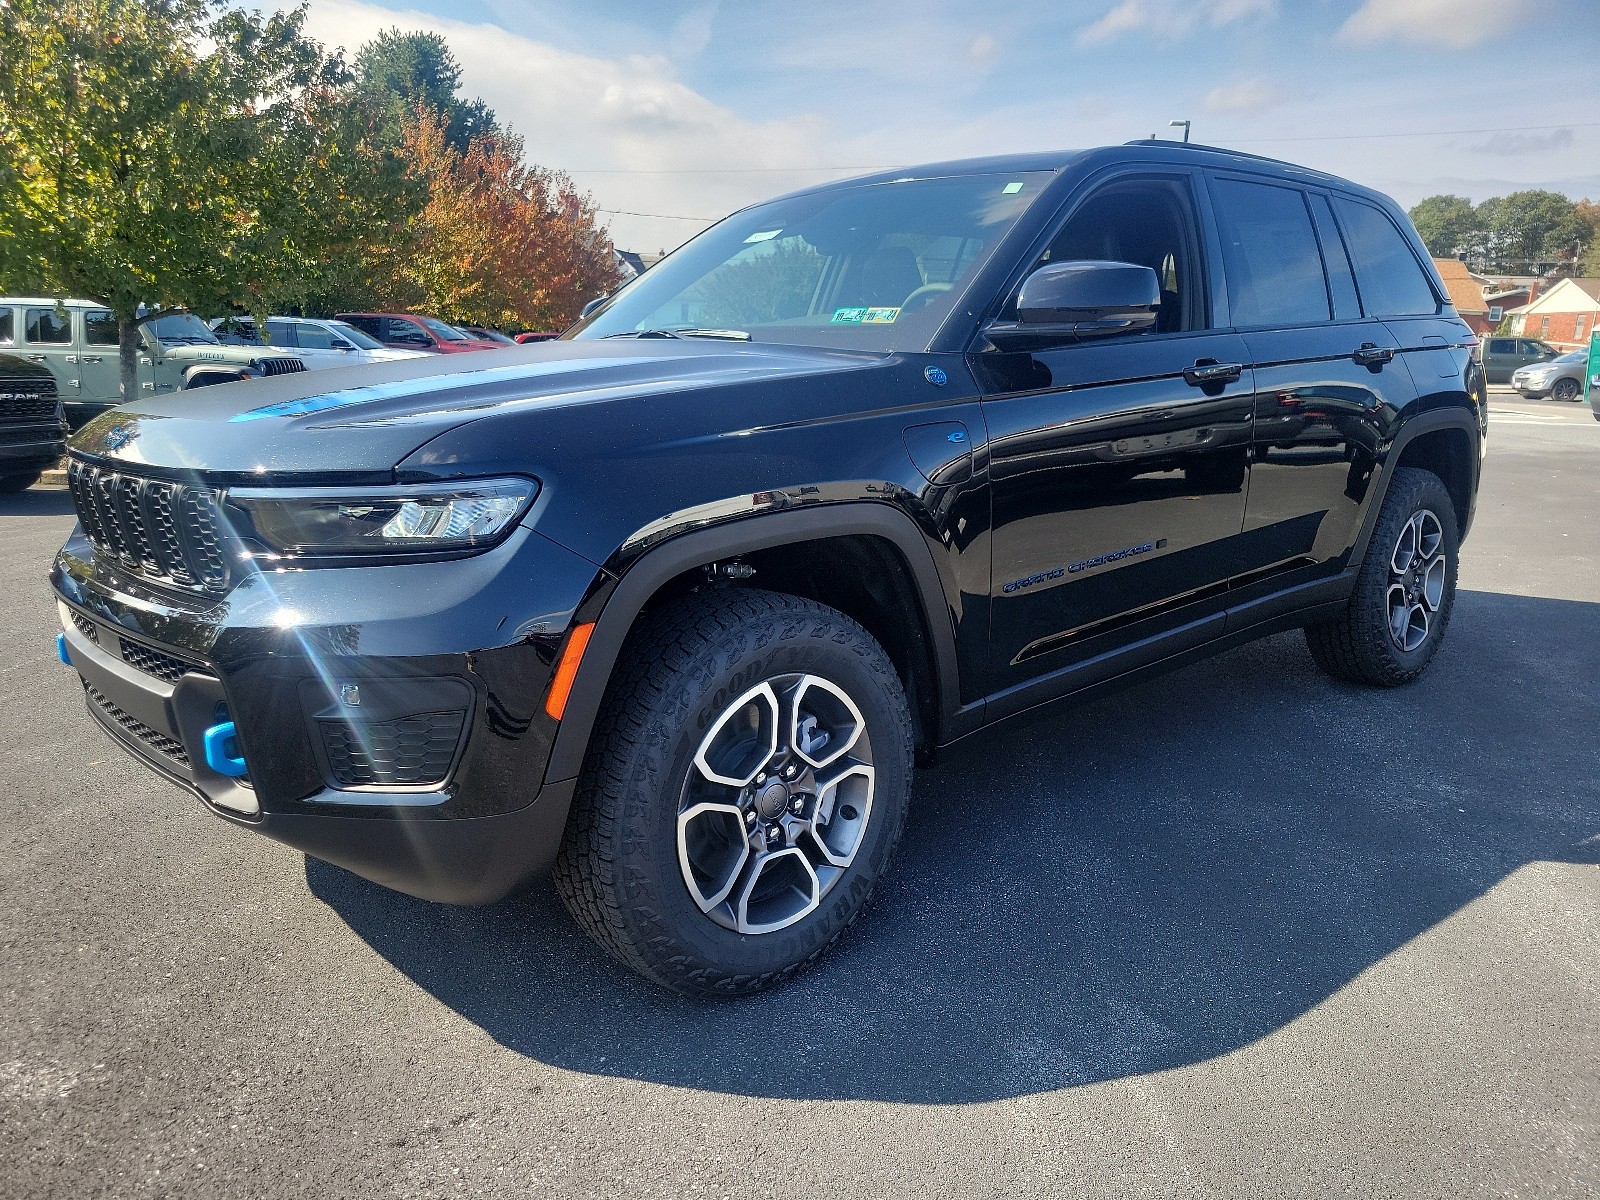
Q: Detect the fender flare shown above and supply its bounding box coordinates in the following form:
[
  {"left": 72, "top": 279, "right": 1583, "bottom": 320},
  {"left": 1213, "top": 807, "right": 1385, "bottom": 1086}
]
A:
[
  {"left": 541, "top": 502, "right": 965, "bottom": 784},
  {"left": 1349, "top": 405, "right": 1482, "bottom": 564},
  {"left": 181, "top": 364, "right": 254, "bottom": 389}
]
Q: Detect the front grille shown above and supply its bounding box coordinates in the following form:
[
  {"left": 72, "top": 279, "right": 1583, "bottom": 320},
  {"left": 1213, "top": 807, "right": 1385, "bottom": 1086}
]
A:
[
  {"left": 118, "top": 637, "right": 194, "bottom": 684},
  {"left": 86, "top": 684, "right": 190, "bottom": 768},
  {"left": 0, "top": 376, "right": 58, "bottom": 421},
  {"left": 320, "top": 711, "right": 465, "bottom": 788},
  {"left": 67, "top": 459, "right": 234, "bottom": 591},
  {"left": 259, "top": 357, "right": 305, "bottom": 377},
  {"left": 68, "top": 609, "right": 99, "bottom": 644}
]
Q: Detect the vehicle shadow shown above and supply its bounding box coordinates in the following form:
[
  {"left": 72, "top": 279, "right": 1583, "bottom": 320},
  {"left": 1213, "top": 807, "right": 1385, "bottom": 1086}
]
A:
[{"left": 307, "top": 588, "right": 1599, "bottom": 1103}]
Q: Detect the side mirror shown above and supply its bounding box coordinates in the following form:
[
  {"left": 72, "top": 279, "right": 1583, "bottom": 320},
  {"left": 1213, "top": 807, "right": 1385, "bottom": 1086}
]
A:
[
  {"left": 580, "top": 295, "right": 608, "bottom": 320},
  {"left": 984, "top": 260, "right": 1160, "bottom": 352}
]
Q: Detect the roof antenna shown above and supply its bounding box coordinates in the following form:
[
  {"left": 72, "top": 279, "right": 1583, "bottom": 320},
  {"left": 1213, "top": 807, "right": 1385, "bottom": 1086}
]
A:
[{"left": 1169, "top": 119, "right": 1191, "bottom": 143}]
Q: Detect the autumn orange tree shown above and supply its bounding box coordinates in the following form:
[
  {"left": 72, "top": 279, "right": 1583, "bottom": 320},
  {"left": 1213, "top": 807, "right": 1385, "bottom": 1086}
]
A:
[{"left": 388, "top": 110, "right": 619, "bottom": 331}]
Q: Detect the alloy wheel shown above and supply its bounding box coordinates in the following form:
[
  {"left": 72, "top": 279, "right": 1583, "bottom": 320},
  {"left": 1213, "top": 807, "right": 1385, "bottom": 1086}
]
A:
[
  {"left": 1386, "top": 508, "right": 1447, "bottom": 653},
  {"left": 676, "top": 673, "right": 875, "bottom": 934}
]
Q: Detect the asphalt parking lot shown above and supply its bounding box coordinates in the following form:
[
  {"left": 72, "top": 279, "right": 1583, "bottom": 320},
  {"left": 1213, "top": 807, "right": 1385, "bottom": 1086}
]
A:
[{"left": 1, "top": 392, "right": 1596, "bottom": 1199}]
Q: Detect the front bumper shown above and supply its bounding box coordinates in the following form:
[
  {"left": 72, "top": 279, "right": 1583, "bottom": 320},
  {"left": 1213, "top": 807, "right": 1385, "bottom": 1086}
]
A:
[
  {"left": 1514, "top": 380, "right": 1553, "bottom": 397},
  {"left": 52, "top": 521, "right": 603, "bottom": 904},
  {"left": 0, "top": 419, "right": 66, "bottom": 470}
]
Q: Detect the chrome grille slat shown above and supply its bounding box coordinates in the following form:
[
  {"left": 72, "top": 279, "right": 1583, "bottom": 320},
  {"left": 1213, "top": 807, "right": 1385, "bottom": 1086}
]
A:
[{"left": 66, "top": 459, "right": 233, "bottom": 592}]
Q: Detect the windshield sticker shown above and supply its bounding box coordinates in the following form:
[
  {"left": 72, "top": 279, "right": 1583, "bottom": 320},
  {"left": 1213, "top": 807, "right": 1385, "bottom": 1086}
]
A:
[
  {"left": 1003, "top": 181, "right": 1025, "bottom": 194},
  {"left": 743, "top": 229, "right": 782, "bottom": 243},
  {"left": 831, "top": 307, "right": 868, "bottom": 324},
  {"left": 862, "top": 307, "right": 900, "bottom": 324}
]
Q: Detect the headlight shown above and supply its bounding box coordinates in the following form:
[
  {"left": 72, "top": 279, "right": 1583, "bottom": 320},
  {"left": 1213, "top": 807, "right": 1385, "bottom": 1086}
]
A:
[{"left": 227, "top": 477, "right": 537, "bottom": 559}]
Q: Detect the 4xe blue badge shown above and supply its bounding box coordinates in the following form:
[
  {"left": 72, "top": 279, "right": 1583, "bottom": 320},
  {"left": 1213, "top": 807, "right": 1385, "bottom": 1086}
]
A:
[{"left": 924, "top": 366, "right": 948, "bottom": 387}]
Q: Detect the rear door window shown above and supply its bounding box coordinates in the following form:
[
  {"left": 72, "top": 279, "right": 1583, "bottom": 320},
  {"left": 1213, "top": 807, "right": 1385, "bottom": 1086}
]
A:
[
  {"left": 84, "top": 310, "right": 119, "bottom": 346},
  {"left": 1487, "top": 339, "right": 1515, "bottom": 355},
  {"left": 265, "top": 319, "right": 299, "bottom": 347},
  {"left": 25, "top": 307, "right": 72, "bottom": 345},
  {"left": 1308, "top": 195, "right": 1361, "bottom": 320},
  {"left": 0, "top": 309, "right": 13, "bottom": 345},
  {"left": 1331, "top": 198, "right": 1439, "bottom": 317},
  {"left": 1210, "top": 177, "right": 1330, "bottom": 328}
]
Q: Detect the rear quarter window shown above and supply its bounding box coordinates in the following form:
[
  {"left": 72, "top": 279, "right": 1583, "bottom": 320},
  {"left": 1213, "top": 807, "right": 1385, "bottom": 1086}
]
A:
[
  {"left": 0, "top": 309, "right": 12, "bottom": 345},
  {"left": 1333, "top": 198, "right": 1439, "bottom": 317}
]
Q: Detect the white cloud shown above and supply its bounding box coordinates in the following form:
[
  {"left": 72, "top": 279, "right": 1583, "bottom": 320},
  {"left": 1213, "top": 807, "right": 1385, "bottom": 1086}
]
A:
[
  {"left": 287, "top": 0, "right": 831, "bottom": 252},
  {"left": 1339, "top": 0, "right": 1513, "bottom": 50},
  {"left": 1076, "top": 0, "right": 1275, "bottom": 47},
  {"left": 968, "top": 32, "right": 998, "bottom": 67},
  {"left": 1204, "top": 77, "right": 1284, "bottom": 115}
]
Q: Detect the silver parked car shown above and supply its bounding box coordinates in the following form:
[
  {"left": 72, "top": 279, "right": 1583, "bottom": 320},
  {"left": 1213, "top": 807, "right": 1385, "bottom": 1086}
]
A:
[
  {"left": 210, "top": 316, "right": 430, "bottom": 370},
  {"left": 1511, "top": 348, "right": 1586, "bottom": 402}
]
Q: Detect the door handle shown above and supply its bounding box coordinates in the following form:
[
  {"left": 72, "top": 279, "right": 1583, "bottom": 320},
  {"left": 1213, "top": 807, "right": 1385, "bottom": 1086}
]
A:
[
  {"left": 1183, "top": 360, "right": 1243, "bottom": 387},
  {"left": 79, "top": 356, "right": 103, "bottom": 363},
  {"left": 1352, "top": 343, "right": 1394, "bottom": 366},
  {"left": 25, "top": 353, "right": 46, "bottom": 361}
]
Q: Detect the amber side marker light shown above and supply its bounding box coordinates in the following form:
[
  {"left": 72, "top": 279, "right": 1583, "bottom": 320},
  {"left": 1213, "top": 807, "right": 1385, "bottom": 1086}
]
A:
[{"left": 545, "top": 622, "right": 596, "bottom": 721}]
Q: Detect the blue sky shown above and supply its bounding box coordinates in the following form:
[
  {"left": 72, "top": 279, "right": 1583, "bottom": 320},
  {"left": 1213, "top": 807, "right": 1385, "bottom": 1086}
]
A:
[{"left": 285, "top": 0, "right": 1600, "bottom": 253}]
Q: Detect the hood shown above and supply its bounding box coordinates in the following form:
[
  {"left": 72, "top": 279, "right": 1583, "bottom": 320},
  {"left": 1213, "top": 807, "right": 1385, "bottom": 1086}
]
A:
[{"left": 68, "top": 339, "right": 892, "bottom": 483}]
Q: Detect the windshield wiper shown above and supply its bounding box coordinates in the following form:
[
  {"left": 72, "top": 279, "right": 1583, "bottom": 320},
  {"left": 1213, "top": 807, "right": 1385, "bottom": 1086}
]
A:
[{"left": 603, "top": 327, "right": 751, "bottom": 341}]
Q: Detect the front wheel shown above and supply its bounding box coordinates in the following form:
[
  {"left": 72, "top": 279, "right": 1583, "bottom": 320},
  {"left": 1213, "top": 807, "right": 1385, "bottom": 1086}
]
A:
[
  {"left": 553, "top": 589, "right": 914, "bottom": 997},
  {"left": 1305, "top": 466, "right": 1459, "bottom": 686},
  {"left": 0, "top": 471, "right": 42, "bottom": 494}
]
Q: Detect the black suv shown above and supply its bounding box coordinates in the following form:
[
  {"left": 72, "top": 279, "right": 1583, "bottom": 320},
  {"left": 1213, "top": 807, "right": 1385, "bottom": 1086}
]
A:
[
  {"left": 1, "top": 351, "right": 67, "bottom": 492},
  {"left": 52, "top": 143, "right": 1484, "bottom": 996}
]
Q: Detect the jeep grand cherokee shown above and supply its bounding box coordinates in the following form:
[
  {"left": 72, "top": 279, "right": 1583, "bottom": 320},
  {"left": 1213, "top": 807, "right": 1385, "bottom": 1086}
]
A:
[{"left": 52, "top": 142, "right": 1485, "bottom": 996}]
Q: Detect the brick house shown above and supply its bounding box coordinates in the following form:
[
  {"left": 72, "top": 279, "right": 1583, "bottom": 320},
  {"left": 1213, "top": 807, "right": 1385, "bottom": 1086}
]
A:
[
  {"left": 1506, "top": 277, "right": 1600, "bottom": 350},
  {"left": 1432, "top": 259, "right": 1492, "bottom": 333}
]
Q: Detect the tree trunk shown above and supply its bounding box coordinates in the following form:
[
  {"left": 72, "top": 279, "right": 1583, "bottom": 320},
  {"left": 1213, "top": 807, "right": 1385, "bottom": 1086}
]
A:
[{"left": 117, "top": 313, "right": 141, "bottom": 405}]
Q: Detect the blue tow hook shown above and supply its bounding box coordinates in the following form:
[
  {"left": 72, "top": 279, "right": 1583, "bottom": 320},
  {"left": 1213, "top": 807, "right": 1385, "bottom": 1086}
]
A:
[
  {"left": 56, "top": 631, "right": 71, "bottom": 666},
  {"left": 202, "top": 721, "right": 248, "bottom": 777}
]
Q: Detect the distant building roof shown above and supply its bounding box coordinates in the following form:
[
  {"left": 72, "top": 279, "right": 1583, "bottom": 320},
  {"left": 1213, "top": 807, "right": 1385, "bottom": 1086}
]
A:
[{"left": 1433, "top": 258, "right": 1488, "bottom": 315}]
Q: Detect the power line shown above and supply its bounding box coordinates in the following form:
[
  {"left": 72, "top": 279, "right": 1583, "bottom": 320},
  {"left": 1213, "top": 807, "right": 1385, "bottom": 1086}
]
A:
[
  {"left": 1231, "top": 121, "right": 1600, "bottom": 145},
  {"left": 596, "top": 207, "right": 720, "bottom": 222}
]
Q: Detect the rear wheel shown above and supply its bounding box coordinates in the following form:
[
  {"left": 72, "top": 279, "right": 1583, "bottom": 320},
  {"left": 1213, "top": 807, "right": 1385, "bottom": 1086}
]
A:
[
  {"left": 1305, "top": 466, "right": 1459, "bottom": 686},
  {"left": 0, "top": 471, "right": 42, "bottom": 494},
  {"left": 553, "top": 589, "right": 914, "bottom": 997},
  {"left": 1552, "top": 377, "right": 1581, "bottom": 403}
]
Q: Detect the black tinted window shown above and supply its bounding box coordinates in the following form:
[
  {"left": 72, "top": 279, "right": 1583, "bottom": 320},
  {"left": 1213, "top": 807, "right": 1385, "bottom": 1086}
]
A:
[
  {"left": 1332, "top": 198, "right": 1438, "bottom": 317},
  {"left": 1487, "top": 339, "right": 1515, "bottom": 354},
  {"left": 0, "top": 310, "right": 12, "bottom": 345},
  {"left": 25, "top": 307, "right": 72, "bottom": 345},
  {"left": 293, "top": 323, "right": 338, "bottom": 350},
  {"left": 1211, "top": 179, "right": 1329, "bottom": 327},
  {"left": 264, "top": 319, "right": 298, "bottom": 347},
  {"left": 1309, "top": 195, "right": 1361, "bottom": 319},
  {"left": 85, "top": 310, "right": 118, "bottom": 346}
]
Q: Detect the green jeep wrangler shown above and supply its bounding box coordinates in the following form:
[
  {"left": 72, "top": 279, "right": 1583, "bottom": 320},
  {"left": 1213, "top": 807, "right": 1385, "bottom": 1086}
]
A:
[{"left": 0, "top": 298, "right": 306, "bottom": 428}]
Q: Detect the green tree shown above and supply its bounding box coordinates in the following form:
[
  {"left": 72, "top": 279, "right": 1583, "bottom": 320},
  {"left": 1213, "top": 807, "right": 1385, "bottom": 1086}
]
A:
[
  {"left": 0, "top": 0, "right": 412, "bottom": 400},
  {"left": 1408, "top": 195, "right": 1483, "bottom": 260},
  {"left": 352, "top": 29, "right": 497, "bottom": 154},
  {"left": 1574, "top": 199, "right": 1600, "bottom": 277},
  {"left": 1481, "top": 190, "right": 1587, "bottom": 275}
]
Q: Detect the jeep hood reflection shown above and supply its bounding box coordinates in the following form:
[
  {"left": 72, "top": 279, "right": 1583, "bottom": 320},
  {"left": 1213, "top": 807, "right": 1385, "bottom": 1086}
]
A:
[{"left": 67, "top": 341, "right": 883, "bottom": 479}]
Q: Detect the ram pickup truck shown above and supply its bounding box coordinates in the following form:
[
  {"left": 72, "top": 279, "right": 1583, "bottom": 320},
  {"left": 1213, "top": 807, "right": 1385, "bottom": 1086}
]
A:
[{"left": 52, "top": 142, "right": 1484, "bottom": 997}]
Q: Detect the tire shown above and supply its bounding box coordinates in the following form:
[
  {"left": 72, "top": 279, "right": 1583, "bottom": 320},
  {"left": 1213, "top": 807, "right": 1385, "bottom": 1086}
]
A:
[
  {"left": 0, "top": 471, "right": 42, "bottom": 494},
  {"left": 1552, "top": 377, "right": 1580, "bottom": 403},
  {"left": 553, "top": 588, "right": 914, "bottom": 997},
  {"left": 1305, "top": 466, "right": 1459, "bottom": 687}
]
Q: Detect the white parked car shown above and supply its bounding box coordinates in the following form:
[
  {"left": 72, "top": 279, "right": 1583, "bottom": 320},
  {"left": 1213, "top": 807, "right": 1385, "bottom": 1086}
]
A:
[{"left": 210, "top": 316, "right": 430, "bottom": 370}]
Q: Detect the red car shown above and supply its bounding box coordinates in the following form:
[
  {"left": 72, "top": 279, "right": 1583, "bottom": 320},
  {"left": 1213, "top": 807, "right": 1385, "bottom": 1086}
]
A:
[
  {"left": 335, "top": 313, "right": 500, "bottom": 354},
  {"left": 515, "top": 331, "right": 560, "bottom": 344}
]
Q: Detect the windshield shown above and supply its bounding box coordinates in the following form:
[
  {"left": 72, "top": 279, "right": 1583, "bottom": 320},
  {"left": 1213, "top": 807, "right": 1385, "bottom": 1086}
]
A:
[
  {"left": 325, "top": 320, "right": 386, "bottom": 350},
  {"left": 571, "top": 172, "right": 1052, "bottom": 351},
  {"left": 420, "top": 317, "right": 470, "bottom": 342},
  {"left": 1552, "top": 349, "right": 1585, "bottom": 364},
  {"left": 149, "top": 312, "right": 219, "bottom": 344}
]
